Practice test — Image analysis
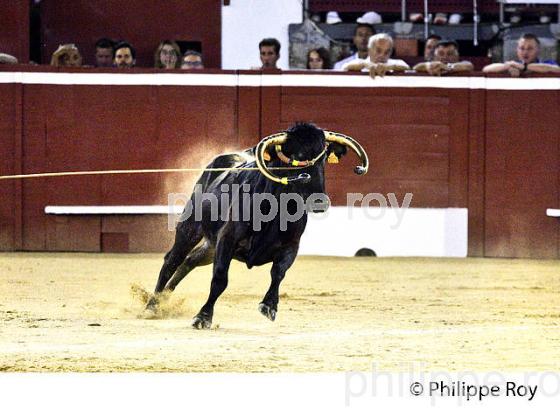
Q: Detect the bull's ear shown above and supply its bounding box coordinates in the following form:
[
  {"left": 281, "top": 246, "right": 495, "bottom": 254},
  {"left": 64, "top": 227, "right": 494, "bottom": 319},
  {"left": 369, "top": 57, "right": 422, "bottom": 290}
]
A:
[
  {"left": 250, "top": 146, "right": 277, "bottom": 161},
  {"left": 327, "top": 142, "right": 348, "bottom": 164},
  {"left": 264, "top": 146, "right": 279, "bottom": 161}
]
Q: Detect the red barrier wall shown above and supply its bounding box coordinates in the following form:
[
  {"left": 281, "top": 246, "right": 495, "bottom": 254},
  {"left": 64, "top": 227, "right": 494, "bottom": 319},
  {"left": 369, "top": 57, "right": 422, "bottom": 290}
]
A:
[
  {"left": 0, "top": 84, "right": 19, "bottom": 250},
  {"left": 485, "top": 90, "right": 560, "bottom": 258},
  {"left": 0, "top": 0, "right": 29, "bottom": 63},
  {"left": 0, "top": 70, "right": 559, "bottom": 257},
  {"left": 40, "top": 0, "right": 222, "bottom": 67},
  {"left": 263, "top": 85, "right": 470, "bottom": 208},
  {"left": 18, "top": 78, "right": 238, "bottom": 252}
]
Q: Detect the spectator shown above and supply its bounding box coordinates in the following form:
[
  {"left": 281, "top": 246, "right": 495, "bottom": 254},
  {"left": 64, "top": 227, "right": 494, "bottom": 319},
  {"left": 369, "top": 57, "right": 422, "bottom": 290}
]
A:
[
  {"left": 259, "top": 38, "right": 281, "bottom": 69},
  {"left": 424, "top": 34, "right": 442, "bottom": 61},
  {"left": 343, "top": 33, "right": 409, "bottom": 77},
  {"left": 306, "top": 47, "right": 332, "bottom": 70},
  {"left": 414, "top": 40, "right": 473, "bottom": 75},
  {"left": 333, "top": 23, "right": 375, "bottom": 70},
  {"left": 50, "top": 44, "right": 82, "bottom": 67},
  {"left": 114, "top": 41, "right": 135, "bottom": 68},
  {"left": 94, "top": 38, "right": 114, "bottom": 68},
  {"left": 483, "top": 34, "right": 559, "bottom": 76},
  {"left": 154, "top": 40, "right": 181, "bottom": 69},
  {"left": 0, "top": 53, "right": 18, "bottom": 64},
  {"left": 181, "top": 50, "right": 204, "bottom": 69}
]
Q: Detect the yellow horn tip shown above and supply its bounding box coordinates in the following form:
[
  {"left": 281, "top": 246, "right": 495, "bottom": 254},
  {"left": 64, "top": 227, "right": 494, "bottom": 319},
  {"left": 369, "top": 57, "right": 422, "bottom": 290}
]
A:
[{"left": 280, "top": 177, "right": 288, "bottom": 185}]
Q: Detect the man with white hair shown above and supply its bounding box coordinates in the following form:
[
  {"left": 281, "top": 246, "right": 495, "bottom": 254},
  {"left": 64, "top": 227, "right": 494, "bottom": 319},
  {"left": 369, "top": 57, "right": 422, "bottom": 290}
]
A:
[{"left": 342, "top": 33, "right": 409, "bottom": 77}]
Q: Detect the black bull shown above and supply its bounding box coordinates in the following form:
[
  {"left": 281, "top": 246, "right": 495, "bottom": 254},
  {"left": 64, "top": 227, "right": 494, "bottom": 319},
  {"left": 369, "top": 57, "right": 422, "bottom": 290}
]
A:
[{"left": 147, "top": 123, "right": 369, "bottom": 329}]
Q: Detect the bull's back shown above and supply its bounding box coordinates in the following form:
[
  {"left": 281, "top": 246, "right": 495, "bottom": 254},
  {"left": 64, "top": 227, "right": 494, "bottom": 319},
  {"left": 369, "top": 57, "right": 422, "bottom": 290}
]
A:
[
  {"left": 177, "top": 150, "right": 254, "bottom": 237},
  {"left": 196, "top": 150, "right": 253, "bottom": 188}
]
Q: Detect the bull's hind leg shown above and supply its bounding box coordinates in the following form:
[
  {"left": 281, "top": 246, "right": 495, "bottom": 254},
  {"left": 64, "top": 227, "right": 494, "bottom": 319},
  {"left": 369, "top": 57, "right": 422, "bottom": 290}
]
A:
[
  {"left": 164, "top": 239, "right": 214, "bottom": 292},
  {"left": 146, "top": 221, "right": 202, "bottom": 310},
  {"left": 259, "top": 246, "right": 298, "bottom": 322}
]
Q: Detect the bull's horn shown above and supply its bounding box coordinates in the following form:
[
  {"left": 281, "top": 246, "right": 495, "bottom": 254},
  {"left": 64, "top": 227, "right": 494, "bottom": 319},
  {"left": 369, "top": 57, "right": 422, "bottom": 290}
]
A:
[
  {"left": 324, "top": 131, "right": 369, "bottom": 175},
  {"left": 255, "top": 132, "right": 311, "bottom": 185}
]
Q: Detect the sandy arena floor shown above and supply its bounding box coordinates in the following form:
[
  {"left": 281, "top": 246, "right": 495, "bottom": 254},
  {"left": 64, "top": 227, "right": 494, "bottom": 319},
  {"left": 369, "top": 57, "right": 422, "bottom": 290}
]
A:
[{"left": 0, "top": 253, "right": 559, "bottom": 372}]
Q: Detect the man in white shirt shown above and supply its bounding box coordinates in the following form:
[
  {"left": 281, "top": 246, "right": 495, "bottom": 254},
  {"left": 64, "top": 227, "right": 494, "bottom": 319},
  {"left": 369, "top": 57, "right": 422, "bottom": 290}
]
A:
[
  {"left": 342, "top": 33, "right": 409, "bottom": 76},
  {"left": 333, "top": 23, "right": 375, "bottom": 70}
]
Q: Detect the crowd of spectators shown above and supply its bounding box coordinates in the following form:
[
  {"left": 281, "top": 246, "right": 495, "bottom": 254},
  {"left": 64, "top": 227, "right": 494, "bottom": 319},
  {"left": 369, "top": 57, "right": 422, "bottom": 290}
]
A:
[
  {"left": 1, "top": 29, "right": 559, "bottom": 76},
  {"left": 298, "top": 25, "right": 559, "bottom": 77},
  {"left": 1, "top": 37, "right": 204, "bottom": 71}
]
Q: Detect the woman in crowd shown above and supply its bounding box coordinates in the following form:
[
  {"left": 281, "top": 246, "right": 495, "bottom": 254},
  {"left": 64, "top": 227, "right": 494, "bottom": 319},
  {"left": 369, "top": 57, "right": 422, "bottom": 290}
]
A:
[
  {"left": 50, "top": 44, "right": 82, "bottom": 67},
  {"left": 154, "top": 40, "right": 181, "bottom": 69},
  {"left": 306, "top": 47, "right": 332, "bottom": 70}
]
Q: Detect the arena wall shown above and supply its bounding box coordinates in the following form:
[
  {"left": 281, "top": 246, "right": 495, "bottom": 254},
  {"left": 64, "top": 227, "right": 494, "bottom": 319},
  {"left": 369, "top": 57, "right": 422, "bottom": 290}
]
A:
[
  {"left": 0, "top": 69, "right": 558, "bottom": 258},
  {"left": 0, "top": 0, "right": 29, "bottom": 63},
  {"left": 0, "top": 82, "right": 19, "bottom": 250}
]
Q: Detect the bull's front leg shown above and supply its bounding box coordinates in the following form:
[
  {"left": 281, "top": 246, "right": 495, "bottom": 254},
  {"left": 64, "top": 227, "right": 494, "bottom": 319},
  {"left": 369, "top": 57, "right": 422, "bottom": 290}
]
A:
[
  {"left": 259, "top": 245, "right": 298, "bottom": 322},
  {"left": 192, "top": 223, "right": 236, "bottom": 329}
]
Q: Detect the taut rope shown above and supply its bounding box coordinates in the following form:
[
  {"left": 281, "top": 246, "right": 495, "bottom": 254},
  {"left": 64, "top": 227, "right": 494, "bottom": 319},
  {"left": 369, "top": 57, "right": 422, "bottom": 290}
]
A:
[{"left": 0, "top": 166, "right": 304, "bottom": 181}]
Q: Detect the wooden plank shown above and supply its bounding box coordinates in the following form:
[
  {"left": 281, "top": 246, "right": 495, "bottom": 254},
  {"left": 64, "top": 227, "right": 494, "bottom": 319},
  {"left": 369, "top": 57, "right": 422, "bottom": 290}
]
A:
[
  {"left": 447, "top": 89, "right": 469, "bottom": 207},
  {"left": 281, "top": 93, "right": 450, "bottom": 125},
  {"left": 0, "top": 84, "right": 16, "bottom": 250},
  {"left": 238, "top": 77, "right": 262, "bottom": 146},
  {"left": 484, "top": 90, "right": 559, "bottom": 258},
  {"left": 467, "top": 88, "right": 486, "bottom": 257},
  {"left": 261, "top": 75, "right": 282, "bottom": 135}
]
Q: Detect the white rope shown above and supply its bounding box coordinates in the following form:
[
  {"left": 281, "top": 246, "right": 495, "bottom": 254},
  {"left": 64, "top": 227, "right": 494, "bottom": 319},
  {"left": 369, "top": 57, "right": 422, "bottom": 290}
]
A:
[{"left": 0, "top": 166, "right": 294, "bottom": 181}]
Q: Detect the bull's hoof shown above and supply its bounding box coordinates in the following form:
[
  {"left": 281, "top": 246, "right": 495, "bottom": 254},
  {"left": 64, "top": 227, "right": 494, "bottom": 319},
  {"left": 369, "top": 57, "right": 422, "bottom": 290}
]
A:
[
  {"left": 258, "top": 303, "right": 276, "bottom": 322},
  {"left": 145, "top": 296, "right": 158, "bottom": 312},
  {"left": 192, "top": 313, "right": 212, "bottom": 329}
]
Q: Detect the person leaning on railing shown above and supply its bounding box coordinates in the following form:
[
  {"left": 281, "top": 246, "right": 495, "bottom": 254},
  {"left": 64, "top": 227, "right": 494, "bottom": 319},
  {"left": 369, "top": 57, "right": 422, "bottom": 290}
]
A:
[
  {"left": 483, "top": 33, "right": 560, "bottom": 76},
  {"left": 413, "top": 40, "right": 473, "bottom": 76},
  {"left": 342, "top": 33, "right": 409, "bottom": 77}
]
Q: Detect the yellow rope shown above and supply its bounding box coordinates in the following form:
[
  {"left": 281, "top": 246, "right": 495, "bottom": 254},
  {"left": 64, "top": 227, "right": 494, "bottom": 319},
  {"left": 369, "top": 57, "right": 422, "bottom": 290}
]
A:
[{"left": 0, "top": 166, "right": 301, "bottom": 181}]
